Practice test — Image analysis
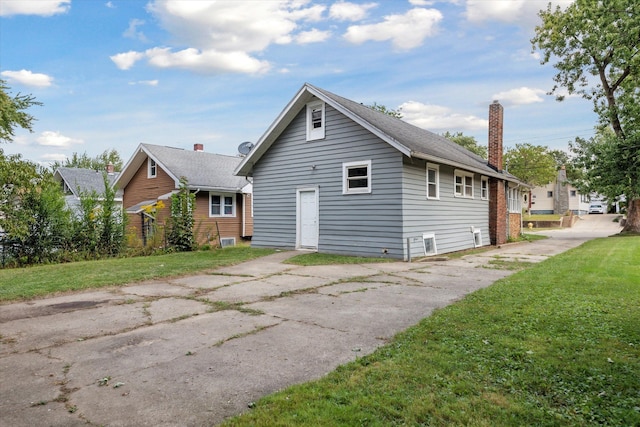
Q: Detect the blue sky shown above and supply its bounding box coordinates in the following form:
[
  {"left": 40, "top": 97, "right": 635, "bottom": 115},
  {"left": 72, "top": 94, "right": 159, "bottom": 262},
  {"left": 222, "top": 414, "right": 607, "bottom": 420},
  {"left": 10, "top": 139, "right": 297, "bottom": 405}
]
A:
[{"left": 1, "top": 0, "right": 597, "bottom": 166}]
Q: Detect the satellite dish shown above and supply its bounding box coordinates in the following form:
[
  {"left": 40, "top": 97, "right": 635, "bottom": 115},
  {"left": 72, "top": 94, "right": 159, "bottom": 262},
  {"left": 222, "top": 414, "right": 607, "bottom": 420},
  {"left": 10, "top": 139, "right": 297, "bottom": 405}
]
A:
[{"left": 238, "top": 141, "right": 254, "bottom": 155}]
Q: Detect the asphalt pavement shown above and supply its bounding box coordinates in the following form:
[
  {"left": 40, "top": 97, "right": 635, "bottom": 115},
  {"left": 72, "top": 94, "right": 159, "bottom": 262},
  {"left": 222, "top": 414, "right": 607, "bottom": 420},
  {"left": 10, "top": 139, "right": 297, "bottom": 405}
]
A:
[{"left": 0, "top": 214, "right": 622, "bottom": 426}]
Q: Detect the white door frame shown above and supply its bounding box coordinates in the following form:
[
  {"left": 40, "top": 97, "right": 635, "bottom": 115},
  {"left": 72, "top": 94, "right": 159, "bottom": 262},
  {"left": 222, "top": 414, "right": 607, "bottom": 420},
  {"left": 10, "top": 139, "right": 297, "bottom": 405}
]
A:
[{"left": 296, "top": 187, "right": 319, "bottom": 249}]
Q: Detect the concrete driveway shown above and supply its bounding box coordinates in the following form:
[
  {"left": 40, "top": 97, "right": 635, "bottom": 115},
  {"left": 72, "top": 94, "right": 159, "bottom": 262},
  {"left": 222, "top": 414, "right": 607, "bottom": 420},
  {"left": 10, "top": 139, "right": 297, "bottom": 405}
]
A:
[{"left": 0, "top": 215, "right": 621, "bottom": 426}]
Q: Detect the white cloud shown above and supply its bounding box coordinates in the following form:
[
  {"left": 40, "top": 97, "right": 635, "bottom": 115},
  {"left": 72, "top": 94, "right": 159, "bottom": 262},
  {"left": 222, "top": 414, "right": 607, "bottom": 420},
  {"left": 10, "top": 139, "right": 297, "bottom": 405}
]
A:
[
  {"left": 296, "top": 29, "right": 331, "bottom": 44},
  {"left": 129, "top": 80, "right": 159, "bottom": 86},
  {"left": 343, "top": 8, "right": 442, "bottom": 50},
  {"left": 0, "top": 69, "right": 53, "bottom": 87},
  {"left": 147, "top": 0, "right": 323, "bottom": 52},
  {"left": 0, "top": 0, "right": 70, "bottom": 16},
  {"left": 329, "top": 1, "right": 377, "bottom": 22},
  {"left": 144, "top": 47, "right": 271, "bottom": 74},
  {"left": 492, "top": 87, "right": 546, "bottom": 106},
  {"left": 36, "top": 131, "right": 84, "bottom": 148},
  {"left": 124, "top": 18, "right": 147, "bottom": 42},
  {"left": 465, "top": 0, "right": 573, "bottom": 25},
  {"left": 110, "top": 51, "right": 145, "bottom": 70},
  {"left": 105, "top": 1, "right": 115, "bottom": 8},
  {"left": 111, "top": 0, "right": 329, "bottom": 74},
  {"left": 400, "top": 101, "right": 488, "bottom": 131}
]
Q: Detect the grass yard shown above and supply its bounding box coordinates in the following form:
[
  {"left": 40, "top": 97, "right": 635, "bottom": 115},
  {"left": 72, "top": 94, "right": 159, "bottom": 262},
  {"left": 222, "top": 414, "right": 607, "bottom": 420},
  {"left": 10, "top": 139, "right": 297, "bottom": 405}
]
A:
[
  {"left": 523, "top": 214, "right": 562, "bottom": 221},
  {"left": 223, "top": 236, "right": 640, "bottom": 426},
  {"left": 0, "top": 246, "right": 275, "bottom": 302}
]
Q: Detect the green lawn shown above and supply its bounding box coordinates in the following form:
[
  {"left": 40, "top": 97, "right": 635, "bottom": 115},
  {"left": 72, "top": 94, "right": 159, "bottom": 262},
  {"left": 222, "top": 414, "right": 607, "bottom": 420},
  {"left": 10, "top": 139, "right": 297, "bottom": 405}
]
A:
[
  {"left": 523, "top": 214, "right": 562, "bottom": 221},
  {"left": 223, "top": 236, "right": 640, "bottom": 426},
  {"left": 0, "top": 246, "right": 275, "bottom": 302}
]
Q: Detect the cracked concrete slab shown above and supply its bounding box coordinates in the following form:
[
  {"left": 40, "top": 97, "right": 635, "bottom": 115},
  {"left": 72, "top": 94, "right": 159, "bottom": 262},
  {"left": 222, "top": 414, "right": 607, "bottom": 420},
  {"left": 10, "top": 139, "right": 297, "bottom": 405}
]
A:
[{"left": 0, "top": 216, "right": 621, "bottom": 426}]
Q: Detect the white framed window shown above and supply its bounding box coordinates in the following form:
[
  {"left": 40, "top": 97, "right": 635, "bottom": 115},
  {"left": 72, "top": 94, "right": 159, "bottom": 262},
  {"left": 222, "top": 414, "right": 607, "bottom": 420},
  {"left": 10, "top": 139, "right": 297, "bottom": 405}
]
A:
[
  {"left": 343, "top": 160, "right": 371, "bottom": 194},
  {"left": 210, "top": 193, "right": 236, "bottom": 217},
  {"left": 508, "top": 187, "right": 521, "bottom": 213},
  {"left": 426, "top": 163, "right": 439, "bottom": 200},
  {"left": 423, "top": 233, "right": 437, "bottom": 256},
  {"left": 148, "top": 158, "right": 157, "bottom": 178},
  {"left": 547, "top": 191, "right": 553, "bottom": 198},
  {"left": 454, "top": 170, "right": 474, "bottom": 198},
  {"left": 480, "top": 177, "right": 489, "bottom": 200},
  {"left": 306, "top": 101, "right": 325, "bottom": 141},
  {"left": 473, "top": 228, "right": 482, "bottom": 247}
]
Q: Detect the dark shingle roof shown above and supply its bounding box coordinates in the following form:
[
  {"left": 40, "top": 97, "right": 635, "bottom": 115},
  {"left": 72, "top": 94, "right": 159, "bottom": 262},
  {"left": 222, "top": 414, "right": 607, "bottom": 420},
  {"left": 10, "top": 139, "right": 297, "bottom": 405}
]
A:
[
  {"left": 309, "top": 84, "right": 491, "bottom": 173},
  {"left": 55, "top": 167, "right": 119, "bottom": 197},
  {"left": 236, "top": 83, "right": 525, "bottom": 185},
  {"left": 141, "top": 144, "right": 247, "bottom": 190}
]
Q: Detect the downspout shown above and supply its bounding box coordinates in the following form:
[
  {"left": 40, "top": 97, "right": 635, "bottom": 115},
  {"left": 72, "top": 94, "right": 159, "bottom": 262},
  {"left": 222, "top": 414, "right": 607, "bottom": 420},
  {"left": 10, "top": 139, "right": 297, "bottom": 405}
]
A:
[{"left": 242, "top": 177, "right": 253, "bottom": 238}]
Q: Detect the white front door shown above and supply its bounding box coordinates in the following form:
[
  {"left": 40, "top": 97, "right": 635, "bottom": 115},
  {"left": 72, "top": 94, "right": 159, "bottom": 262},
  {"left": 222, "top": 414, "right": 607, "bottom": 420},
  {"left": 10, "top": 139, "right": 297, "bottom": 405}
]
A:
[{"left": 298, "top": 189, "right": 318, "bottom": 249}]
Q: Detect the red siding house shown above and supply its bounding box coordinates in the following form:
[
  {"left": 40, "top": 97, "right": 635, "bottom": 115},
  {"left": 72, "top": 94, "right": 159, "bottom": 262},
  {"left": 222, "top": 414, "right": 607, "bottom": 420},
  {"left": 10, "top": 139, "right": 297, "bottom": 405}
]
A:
[{"left": 115, "top": 143, "right": 252, "bottom": 247}]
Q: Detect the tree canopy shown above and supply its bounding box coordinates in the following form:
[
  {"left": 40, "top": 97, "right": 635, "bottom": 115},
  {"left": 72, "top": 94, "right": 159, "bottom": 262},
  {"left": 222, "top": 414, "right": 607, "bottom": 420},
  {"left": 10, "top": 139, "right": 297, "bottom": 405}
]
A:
[
  {"left": 532, "top": 0, "right": 640, "bottom": 232},
  {"left": 504, "top": 143, "right": 557, "bottom": 187},
  {"left": 51, "top": 149, "right": 124, "bottom": 171},
  {"left": 0, "top": 79, "right": 42, "bottom": 143},
  {"left": 367, "top": 102, "right": 403, "bottom": 119},
  {"left": 442, "top": 131, "right": 487, "bottom": 159}
]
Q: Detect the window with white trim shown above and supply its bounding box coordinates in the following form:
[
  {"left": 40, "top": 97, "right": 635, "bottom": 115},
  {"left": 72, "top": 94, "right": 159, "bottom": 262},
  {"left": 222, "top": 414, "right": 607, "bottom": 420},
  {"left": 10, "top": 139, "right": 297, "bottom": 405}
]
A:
[
  {"left": 480, "top": 177, "right": 489, "bottom": 200},
  {"left": 220, "top": 237, "right": 236, "bottom": 247},
  {"left": 508, "top": 187, "right": 521, "bottom": 213},
  {"left": 210, "top": 193, "right": 236, "bottom": 217},
  {"left": 454, "top": 170, "right": 474, "bottom": 198},
  {"left": 343, "top": 160, "right": 371, "bottom": 194},
  {"left": 426, "top": 163, "right": 439, "bottom": 199},
  {"left": 306, "top": 101, "right": 325, "bottom": 141},
  {"left": 473, "top": 228, "right": 482, "bottom": 247},
  {"left": 423, "top": 233, "right": 437, "bottom": 256},
  {"left": 148, "top": 158, "right": 157, "bottom": 178}
]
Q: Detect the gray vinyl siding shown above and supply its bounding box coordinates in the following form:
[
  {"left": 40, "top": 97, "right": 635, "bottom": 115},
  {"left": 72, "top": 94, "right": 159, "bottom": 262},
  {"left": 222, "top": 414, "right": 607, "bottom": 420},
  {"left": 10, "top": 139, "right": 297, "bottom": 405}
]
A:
[
  {"left": 401, "top": 158, "right": 489, "bottom": 259},
  {"left": 252, "top": 102, "right": 405, "bottom": 257}
]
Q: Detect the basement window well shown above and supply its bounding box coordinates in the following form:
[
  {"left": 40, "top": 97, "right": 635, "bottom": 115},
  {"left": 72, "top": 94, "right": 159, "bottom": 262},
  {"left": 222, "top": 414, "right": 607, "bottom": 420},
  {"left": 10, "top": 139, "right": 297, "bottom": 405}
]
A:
[
  {"left": 473, "top": 228, "right": 482, "bottom": 248},
  {"left": 423, "top": 233, "right": 437, "bottom": 256}
]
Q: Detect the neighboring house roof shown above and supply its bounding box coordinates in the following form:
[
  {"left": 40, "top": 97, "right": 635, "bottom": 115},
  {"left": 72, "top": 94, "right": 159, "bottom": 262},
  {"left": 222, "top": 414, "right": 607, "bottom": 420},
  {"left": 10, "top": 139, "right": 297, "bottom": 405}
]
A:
[
  {"left": 54, "top": 167, "right": 120, "bottom": 198},
  {"left": 235, "top": 83, "right": 525, "bottom": 185},
  {"left": 115, "top": 143, "right": 249, "bottom": 193}
]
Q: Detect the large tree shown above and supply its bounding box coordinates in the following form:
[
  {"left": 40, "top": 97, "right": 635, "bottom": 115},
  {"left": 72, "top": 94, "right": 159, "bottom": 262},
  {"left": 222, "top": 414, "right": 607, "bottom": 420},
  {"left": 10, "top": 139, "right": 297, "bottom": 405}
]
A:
[
  {"left": 532, "top": 0, "right": 640, "bottom": 232},
  {"left": 442, "top": 131, "right": 487, "bottom": 159},
  {"left": 504, "top": 143, "right": 557, "bottom": 187},
  {"left": 0, "top": 79, "right": 42, "bottom": 143}
]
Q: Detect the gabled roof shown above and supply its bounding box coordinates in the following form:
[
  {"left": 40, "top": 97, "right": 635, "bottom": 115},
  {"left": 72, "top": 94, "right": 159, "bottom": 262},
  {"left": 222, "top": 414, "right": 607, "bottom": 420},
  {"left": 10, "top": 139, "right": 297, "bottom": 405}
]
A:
[
  {"left": 54, "top": 167, "right": 119, "bottom": 198},
  {"left": 235, "top": 83, "right": 522, "bottom": 183},
  {"left": 114, "top": 143, "right": 249, "bottom": 193}
]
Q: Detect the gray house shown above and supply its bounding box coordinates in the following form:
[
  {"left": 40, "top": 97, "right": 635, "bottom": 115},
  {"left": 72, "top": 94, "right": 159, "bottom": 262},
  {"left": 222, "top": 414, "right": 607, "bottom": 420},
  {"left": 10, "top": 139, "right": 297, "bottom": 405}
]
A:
[
  {"left": 53, "top": 166, "right": 122, "bottom": 214},
  {"left": 235, "top": 83, "right": 524, "bottom": 260}
]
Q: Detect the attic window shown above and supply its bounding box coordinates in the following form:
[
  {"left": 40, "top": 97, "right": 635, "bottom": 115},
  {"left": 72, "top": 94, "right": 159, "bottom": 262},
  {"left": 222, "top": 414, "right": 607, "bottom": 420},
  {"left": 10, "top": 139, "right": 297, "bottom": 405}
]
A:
[
  {"left": 148, "top": 159, "right": 157, "bottom": 178},
  {"left": 306, "top": 101, "right": 325, "bottom": 141}
]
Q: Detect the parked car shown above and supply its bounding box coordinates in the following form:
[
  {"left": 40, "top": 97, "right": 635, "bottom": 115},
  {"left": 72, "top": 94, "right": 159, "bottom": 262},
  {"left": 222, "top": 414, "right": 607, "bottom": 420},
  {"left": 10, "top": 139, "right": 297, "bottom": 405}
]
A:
[{"left": 589, "top": 203, "right": 605, "bottom": 214}]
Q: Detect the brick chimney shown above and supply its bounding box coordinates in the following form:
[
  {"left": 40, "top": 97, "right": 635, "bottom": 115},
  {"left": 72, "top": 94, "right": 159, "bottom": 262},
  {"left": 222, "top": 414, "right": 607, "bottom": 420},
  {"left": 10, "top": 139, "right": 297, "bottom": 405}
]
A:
[
  {"left": 488, "top": 100, "right": 503, "bottom": 172},
  {"left": 194, "top": 143, "right": 204, "bottom": 152},
  {"left": 488, "top": 100, "right": 507, "bottom": 245},
  {"left": 106, "top": 163, "right": 115, "bottom": 174}
]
